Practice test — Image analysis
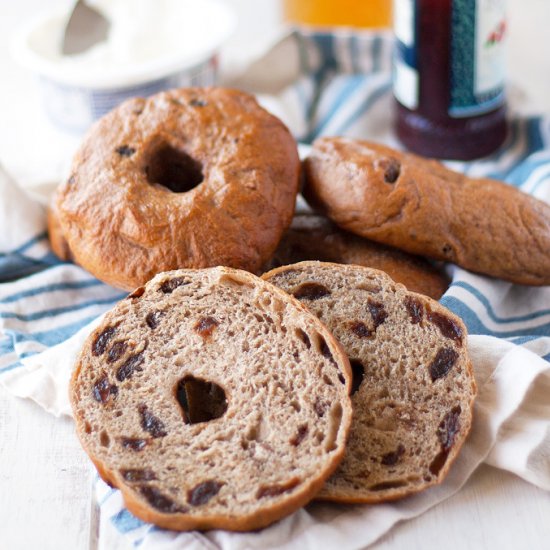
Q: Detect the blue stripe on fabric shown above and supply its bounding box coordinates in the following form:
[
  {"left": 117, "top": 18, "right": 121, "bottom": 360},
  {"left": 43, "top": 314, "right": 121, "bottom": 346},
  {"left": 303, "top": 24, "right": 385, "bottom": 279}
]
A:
[
  {"left": 0, "top": 294, "right": 125, "bottom": 322},
  {"left": 508, "top": 335, "right": 546, "bottom": 345},
  {"left": 489, "top": 118, "right": 544, "bottom": 181},
  {"left": 310, "top": 74, "right": 366, "bottom": 138},
  {"left": 0, "top": 257, "right": 51, "bottom": 282},
  {"left": 111, "top": 509, "right": 146, "bottom": 534},
  {"left": 1, "top": 314, "right": 101, "bottom": 349},
  {"left": 333, "top": 79, "right": 392, "bottom": 136},
  {"left": 504, "top": 152, "right": 550, "bottom": 188},
  {"left": 441, "top": 296, "right": 550, "bottom": 337},
  {"left": 372, "top": 35, "right": 382, "bottom": 72},
  {"left": 526, "top": 117, "right": 544, "bottom": 157},
  {"left": 0, "top": 232, "right": 48, "bottom": 257},
  {"left": 447, "top": 282, "right": 550, "bottom": 324},
  {"left": 0, "top": 279, "right": 106, "bottom": 304}
]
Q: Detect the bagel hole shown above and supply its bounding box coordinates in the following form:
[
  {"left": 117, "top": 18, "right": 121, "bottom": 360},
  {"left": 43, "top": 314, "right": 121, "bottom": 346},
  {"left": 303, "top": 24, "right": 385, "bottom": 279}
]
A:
[
  {"left": 175, "top": 376, "right": 227, "bottom": 424},
  {"left": 146, "top": 143, "right": 204, "bottom": 193}
]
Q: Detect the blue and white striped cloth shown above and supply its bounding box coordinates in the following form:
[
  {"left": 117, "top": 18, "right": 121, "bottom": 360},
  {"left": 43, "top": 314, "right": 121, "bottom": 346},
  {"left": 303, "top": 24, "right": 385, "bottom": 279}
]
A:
[{"left": 2, "top": 30, "right": 550, "bottom": 550}]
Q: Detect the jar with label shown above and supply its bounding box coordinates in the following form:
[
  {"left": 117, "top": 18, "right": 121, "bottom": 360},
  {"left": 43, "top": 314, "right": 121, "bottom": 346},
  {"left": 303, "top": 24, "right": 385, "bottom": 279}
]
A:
[{"left": 393, "top": 0, "right": 507, "bottom": 160}]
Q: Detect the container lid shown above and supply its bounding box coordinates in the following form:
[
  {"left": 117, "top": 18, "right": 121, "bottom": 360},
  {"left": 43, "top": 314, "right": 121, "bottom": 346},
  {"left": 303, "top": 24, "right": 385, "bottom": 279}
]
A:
[{"left": 11, "top": 0, "right": 237, "bottom": 89}]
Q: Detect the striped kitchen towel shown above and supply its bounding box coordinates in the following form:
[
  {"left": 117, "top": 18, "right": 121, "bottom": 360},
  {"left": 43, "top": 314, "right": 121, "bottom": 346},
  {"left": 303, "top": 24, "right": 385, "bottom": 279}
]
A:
[{"left": 1, "top": 29, "right": 549, "bottom": 549}]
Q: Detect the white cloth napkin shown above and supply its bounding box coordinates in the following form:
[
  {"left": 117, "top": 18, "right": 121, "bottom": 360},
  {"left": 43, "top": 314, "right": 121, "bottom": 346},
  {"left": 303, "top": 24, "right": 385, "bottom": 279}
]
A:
[{"left": 1, "top": 29, "right": 550, "bottom": 549}]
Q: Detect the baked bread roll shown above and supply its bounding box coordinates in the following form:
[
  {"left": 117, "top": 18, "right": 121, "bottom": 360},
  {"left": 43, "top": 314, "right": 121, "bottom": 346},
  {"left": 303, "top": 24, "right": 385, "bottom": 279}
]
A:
[
  {"left": 303, "top": 137, "right": 550, "bottom": 286},
  {"left": 264, "top": 262, "right": 476, "bottom": 502},
  {"left": 266, "top": 213, "right": 450, "bottom": 299},
  {"left": 51, "top": 88, "right": 300, "bottom": 290},
  {"left": 70, "top": 267, "right": 353, "bottom": 531}
]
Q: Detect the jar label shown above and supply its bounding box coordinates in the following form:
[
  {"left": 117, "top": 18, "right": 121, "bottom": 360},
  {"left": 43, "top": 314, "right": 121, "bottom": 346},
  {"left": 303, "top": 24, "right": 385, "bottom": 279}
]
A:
[
  {"left": 450, "top": 0, "right": 506, "bottom": 117},
  {"left": 393, "top": 0, "right": 506, "bottom": 116},
  {"left": 392, "top": 0, "right": 418, "bottom": 110}
]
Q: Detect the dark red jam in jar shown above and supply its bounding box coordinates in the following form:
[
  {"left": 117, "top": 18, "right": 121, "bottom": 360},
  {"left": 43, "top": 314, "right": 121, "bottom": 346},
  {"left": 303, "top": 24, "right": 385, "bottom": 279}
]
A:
[{"left": 393, "top": 0, "right": 508, "bottom": 160}]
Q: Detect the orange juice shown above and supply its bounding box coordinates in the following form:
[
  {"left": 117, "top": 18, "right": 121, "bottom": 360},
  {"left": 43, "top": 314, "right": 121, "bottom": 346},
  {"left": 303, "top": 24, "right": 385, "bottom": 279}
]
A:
[{"left": 282, "top": 0, "right": 392, "bottom": 28}]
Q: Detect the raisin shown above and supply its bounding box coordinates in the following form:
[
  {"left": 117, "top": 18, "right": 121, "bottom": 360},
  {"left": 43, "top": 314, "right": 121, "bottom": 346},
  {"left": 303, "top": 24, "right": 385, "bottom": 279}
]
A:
[
  {"left": 92, "top": 375, "right": 118, "bottom": 404},
  {"left": 367, "top": 300, "right": 388, "bottom": 328},
  {"left": 442, "top": 243, "right": 454, "bottom": 257},
  {"left": 139, "top": 405, "right": 167, "bottom": 438},
  {"left": 429, "top": 347, "right": 459, "bottom": 381},
  {"left": 145, "top": 311, "right": 163, "bottom": 329},
  {"left": 121, "top": 469, "right": 157, "bottom": 482},
  {"left": 292, "top": 282, "right": 331, "bottom": 300},
  {"left": 120, "top": 438, "right": 148, "bottom": 451},
  {"left": 159, "top": 277, "right": 190, "bottom": 293},
  {"left": 187, "top": 480, "right": 223, "bottom": 506},
  {"left": 437, "top": 406, "right": 461, "bottom": 451},
  {"left": 67, "top": 174, "right": 76, "bottom": 185},
  {"left": 194, "top": 316, "right": 219, "bottom": 337},
  {"left": 381, "top": 444, "right": 405, "bottom": 466},
  {"left": 404, "top": 296, "right": 424, "bottom": 324},
  {"left": 128, "top": 286, "right": 145, "bottom": 299},
  {"left": 92, "top": 326, "right": 117, "bottom": 356},
  {"left": 296, "top": 328, "right": 311, "bottom": 348},
  {"left": 107, "top": 341, "right": 128, "bottom": 363},
  {"left": 190, "top": 98, "right": 208, "bottom": 107},
  {"left": 427, "top": 308, "right": 463, "bottom": 344},
  {"left": 350, "top": 359, "right": 365, "bottom": 395},
  {"left": 139, "top": 486, "right": 187, "bottom": 513},
  {"left": 116, "top": 352, "right": 144, "bottom": 382},
  {"left": 116, "top": 145, "right": 135, "bottom": 157},
  {"left": 256, "top": 479, "right": 300, "bottom": 499},
  {"left": 381, "top": 157, "right": 401, "bottom": 184},
  {"left": 290, "top": 424, "right": 308, "bottom": 446},
  {"left": 350, "top": 321, "right": 372, "bottom": 338}
]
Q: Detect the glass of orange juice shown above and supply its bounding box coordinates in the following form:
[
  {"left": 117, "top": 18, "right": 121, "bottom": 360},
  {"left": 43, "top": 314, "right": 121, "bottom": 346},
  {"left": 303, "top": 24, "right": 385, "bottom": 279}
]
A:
[{"left": 282, "top": 0, "right": 392, "bottom": 28}]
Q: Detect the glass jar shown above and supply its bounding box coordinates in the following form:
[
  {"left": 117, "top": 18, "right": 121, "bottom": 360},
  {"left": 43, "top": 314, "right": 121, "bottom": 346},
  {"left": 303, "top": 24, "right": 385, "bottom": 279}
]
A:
[{"left": 393, "top": 0, "right": 507, "bottom": 160}]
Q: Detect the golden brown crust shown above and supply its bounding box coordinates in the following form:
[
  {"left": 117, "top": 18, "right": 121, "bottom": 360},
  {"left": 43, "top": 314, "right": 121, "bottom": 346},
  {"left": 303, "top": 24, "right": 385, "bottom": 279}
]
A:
[
  {"left": 265, "top": 213, "right": 450, "bottom": 299},
  {"left": 47, "top": 204, "right": 73, "bottom": 262},
  {"left": 69, "top": 267, "right": 353, "bottom": 531},
  {"left": 53, "top": 88, "right": 300, "bottom": 290},
  {"left": 303, "top": 137, "right": 550, "bottom": 286}
]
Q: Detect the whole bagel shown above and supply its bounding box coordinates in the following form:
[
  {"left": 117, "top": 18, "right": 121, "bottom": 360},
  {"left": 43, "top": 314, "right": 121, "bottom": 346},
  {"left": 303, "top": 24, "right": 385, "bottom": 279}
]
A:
[{"left": 51, "top": 88, "right": 300, "bottom": 290}]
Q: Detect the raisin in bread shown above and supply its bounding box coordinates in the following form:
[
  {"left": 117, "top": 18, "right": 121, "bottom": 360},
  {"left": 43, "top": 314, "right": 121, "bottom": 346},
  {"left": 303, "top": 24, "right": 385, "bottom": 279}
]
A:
[
  {"left": 70, "top": 267, "right": 353, "bottom": 531},
  {"left": 263, "top": 261, "right": 476, "bottom": 502},
  {"left": 265, "top": 213, "right": 449, "bottom": 299}
]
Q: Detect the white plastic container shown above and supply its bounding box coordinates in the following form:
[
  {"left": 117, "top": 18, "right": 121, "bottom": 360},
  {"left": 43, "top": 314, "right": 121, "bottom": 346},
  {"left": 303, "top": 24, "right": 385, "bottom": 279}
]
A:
[{"left": 11, "top": 0, "right": 236, "bottom": 132}]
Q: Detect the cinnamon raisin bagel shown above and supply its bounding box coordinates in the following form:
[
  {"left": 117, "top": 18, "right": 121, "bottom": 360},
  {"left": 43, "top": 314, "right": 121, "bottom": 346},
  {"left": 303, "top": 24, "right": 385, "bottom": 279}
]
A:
[
  {"left": 50, "top": 88, "right": 300, "bottom": 290},
  {"left": 70, "top": 267, "right": 353, "bottom": 531}
]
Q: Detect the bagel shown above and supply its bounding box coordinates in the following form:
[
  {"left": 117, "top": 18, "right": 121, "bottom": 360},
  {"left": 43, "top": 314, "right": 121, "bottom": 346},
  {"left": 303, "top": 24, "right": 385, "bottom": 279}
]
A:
[
  {"left": 263, "top": 262, "right": 476, "bottom": 503},
  {"left": 50, "top": 88, "right": 300, "bottom": 290},
  {"left": 70, "top": 267, "right": 353, "bottom": 531}
]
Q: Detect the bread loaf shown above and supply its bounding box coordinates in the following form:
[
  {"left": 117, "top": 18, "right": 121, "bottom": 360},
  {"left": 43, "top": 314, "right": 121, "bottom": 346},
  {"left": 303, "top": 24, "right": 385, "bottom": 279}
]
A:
[
  {"left": 70, "top": 267, "right": 353, "bottom": 530},
  {"left": 264, "top": 261, "right": 476, "bottom": 502},
  {"left": 303, "top": 137, "right": 550, "bottom": 285}
]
